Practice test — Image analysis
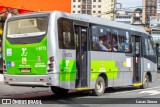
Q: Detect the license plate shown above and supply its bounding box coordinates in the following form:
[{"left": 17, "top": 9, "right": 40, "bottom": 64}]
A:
[{"left": 21, "top": 68, "right": 30, "bottom": 73}]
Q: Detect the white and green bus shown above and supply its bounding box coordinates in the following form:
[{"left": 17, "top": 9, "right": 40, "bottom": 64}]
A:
[{"left": 3, "top": 11, "right": 157, "bottom": 96}]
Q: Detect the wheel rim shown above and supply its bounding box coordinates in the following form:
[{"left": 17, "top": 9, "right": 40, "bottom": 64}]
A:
[{"left": 96, "top": 80, "right": 103, "bottom": 93}]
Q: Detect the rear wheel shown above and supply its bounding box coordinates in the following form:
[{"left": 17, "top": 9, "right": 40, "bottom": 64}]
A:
[
  {"left": 92, "top": 76, "right": 105, "bottom": 96},
  {"left": 50, "top": 87, "right": 69, "bottom": 96},
  {"left": 140, "top": 74, "right": 149, "bottom": 89}
]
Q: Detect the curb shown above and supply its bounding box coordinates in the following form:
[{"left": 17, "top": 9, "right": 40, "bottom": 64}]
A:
[{"left": 0, "top": 74, "right": 4, "bottom": 81}]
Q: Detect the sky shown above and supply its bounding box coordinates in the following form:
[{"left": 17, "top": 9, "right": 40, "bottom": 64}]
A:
[{"left": 117, "top": 0, "right": 142, "bottom": 9}]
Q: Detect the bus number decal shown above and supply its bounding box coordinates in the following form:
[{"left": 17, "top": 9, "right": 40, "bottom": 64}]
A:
[
  {"left": 64, "top": 53, "right": 72, "bottom": 57},
  {"left": 36, "top": 46, "right": 46, "bottom": 51}
]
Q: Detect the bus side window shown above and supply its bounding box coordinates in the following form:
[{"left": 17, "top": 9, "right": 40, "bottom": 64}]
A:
[
  {"left": 144, "top": 38, "right": 155, "bottom": 56},
  {"left": 58, "top": 18, "right": 74, "bottom": 49},
  {"left": 124, "top": 31, "right": 132, "bottom": 53},
  {"left": 91, "top": 25, "right": 111, "bottom": 52},
  {"left": 112, "top": 30, "right": 118, "bottom": 52},
  {"left": 145, "top": 38, "right": 149, "bottom": 55}
]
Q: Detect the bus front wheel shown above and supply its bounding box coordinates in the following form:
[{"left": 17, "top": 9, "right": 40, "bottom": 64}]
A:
[
  {"left": 50, "top": 86, "right": 69, "bottom": 96},
  {"left": 92, "top": 76, "right": 105, "bottom": 96},
  {"left": 140, "top": 74, "right": 149, "bottom": 89}
]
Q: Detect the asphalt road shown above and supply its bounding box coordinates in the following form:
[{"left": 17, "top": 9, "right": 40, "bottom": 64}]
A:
[{"left": 0, "top": 73, "right": 160, "bottom": 106}]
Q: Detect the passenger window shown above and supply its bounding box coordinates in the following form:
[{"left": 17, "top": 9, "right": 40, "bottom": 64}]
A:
[
  {"left": 148, "top": 39, "right": 155, "bottom": 55},
  {"left": 91, "top": 25, "right": 111, "bottom": 51},
  {"left": 124, "top": 31, "right": 132, "bottom": 53},
  {"left": 112, "top": 30, "right": 119, "bottom": 52},
  {"left": 145, "top": 38, "right": 155, "bottom": 55},
  {"left": 145, "top": 38, "right": 149, "bottom": 55},
  {"left": 112, "top": 30, "right": 131, "bottom": 53},
  {"left": 58, "top": 18, "right": 74, "bottom": 49}
]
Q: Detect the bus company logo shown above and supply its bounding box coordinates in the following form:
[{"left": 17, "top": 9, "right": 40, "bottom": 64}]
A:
[
  {"left": 2, "top": 99, "right": 12, "bottom": 104},
  {"left": 22, "top": 58, "right": 27, "bottom": 64},
  {"left": 7, "top": 62, "right": 11, "bottom": 67},
  {"left": 21, "top": 48, "right": 27, "bottom": 56},
  {"left": 37, "top": 56, "right": 41, "bottom": 62}
]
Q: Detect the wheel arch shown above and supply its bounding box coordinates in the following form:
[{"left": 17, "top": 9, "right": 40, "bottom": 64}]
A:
[
  {"left": 145, "top": 71, "right": 152, "bottom": 82},
  {"left": 98, "top": 73, "right": 108, "bottom": 88}
]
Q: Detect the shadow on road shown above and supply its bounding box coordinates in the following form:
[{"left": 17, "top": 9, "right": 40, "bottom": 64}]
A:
[{"left": 3, "top": 86, "right": 140, "bottom": 104}]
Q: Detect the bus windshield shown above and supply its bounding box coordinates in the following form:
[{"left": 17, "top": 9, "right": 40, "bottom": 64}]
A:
[{"left": 7, "top": 17, "right": 48, "bottom": 38}]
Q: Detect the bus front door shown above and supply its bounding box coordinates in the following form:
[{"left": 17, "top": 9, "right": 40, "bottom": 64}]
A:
[
  {"left": 132, "top": 36, "right": 142, "bottom": 83},
  {"left": 74, "top": 25, "right": 88, "bottom": 88}
]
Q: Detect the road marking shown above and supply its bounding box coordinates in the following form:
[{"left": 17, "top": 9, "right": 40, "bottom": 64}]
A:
[
  {"left": 0, "top": 74, "right": 4, "bottom": 81},
  {"left": 139, "top": 90, "right": 160, "bottom": 95},
  {"left": 107, "top": 86, "right": 160, "bottom": 95}
]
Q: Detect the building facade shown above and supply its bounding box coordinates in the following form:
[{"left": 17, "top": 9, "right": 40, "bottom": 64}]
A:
[
  {"left": 150, "top": 16, "right": 160, "bottom": 42},
  {"left": 157, "top": 0, "right": 160, "bottom": 14},
  {"left": 142, "top": 0, "right": 157, "bottom": 25},
  {"left": 115, "top": 9, "right": 143, "bottom": 27},
  {"left": 71, "top": 0, "right": 116, "bottom": 20},
  {"left": 115, "top": 10, "right": 132, "bottom": 24}
]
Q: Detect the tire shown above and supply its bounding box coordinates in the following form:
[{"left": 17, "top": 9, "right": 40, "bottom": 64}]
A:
[
  {"left": 50, "top": 86, "right": 69, "bottom": 96},
  {"left": 140, "top": 74, "right": 149, "bottom": 89},
  {"left": 92, "top": 76, "right": 105, "bottom": 96}
]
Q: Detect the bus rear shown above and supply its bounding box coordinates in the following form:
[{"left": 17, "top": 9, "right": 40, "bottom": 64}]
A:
[{"left": 3, "top": 13, "right": 51, "bottom": 86}]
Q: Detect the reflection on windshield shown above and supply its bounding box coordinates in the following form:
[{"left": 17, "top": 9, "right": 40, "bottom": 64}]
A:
[{"left": 7, "top": 17, "right": 48, "bottom": 38}]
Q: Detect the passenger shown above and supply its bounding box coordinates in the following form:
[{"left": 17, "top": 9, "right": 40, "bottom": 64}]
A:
[
  {"left": 104, "top": 34, "right": 112, "bottom": 51},
  {"left": 98, "top": 40, "right": 108, "bottom": 51},
  {"left": 119, "top": 38, "right": 129, "bottom": 52},
  {"left": 112, "top": 38, "right": 118, "bottom": 51},
  {"left": 118, "top": 38, "right": 124, "bottom": 52}
]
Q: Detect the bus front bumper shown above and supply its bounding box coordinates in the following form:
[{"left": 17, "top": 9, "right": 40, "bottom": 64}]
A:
[{"left": 3, "top": 74, "right": 53, "bottom": 87}]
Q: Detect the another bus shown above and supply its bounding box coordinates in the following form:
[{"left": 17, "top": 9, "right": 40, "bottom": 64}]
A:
[{"left": 3, "top": 11, "right": 157, "bottom": 96}]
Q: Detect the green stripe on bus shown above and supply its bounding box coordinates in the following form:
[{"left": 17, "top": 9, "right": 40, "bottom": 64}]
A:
[
  {"left": 60, "top": 60, "right": 76, "bottom": 81},
  {"left": 90, "top": 60, "right": 118, "bottom": 80},
  {"left": 59, "top": 60, "right": 118, "bottom": 81}
]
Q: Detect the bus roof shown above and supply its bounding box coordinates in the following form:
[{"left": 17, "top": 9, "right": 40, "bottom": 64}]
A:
[
  {"left": 54, "top": 11, "right": 147, "bottom": 35},
  {"left": 7, "top": 11, "right": 148, "bottom": 35}
]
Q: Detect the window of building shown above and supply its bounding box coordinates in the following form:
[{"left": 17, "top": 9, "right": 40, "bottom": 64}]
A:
[
  {"left": 98, "top": 5, "right": 101, "bottom": 8},
  {"left": 78, "top": 5, "right": 81, "bottom": 8},
  {"left": 78, "top": 11, "right": 81, "bottom": 13},
  {"left": 82, "top": 10, "right": 86, "bottom": 14},
  {"left": 78, "top": 0, "right": 81, "bottom": 2},
  {"left": 98, "top": 0, "right": 101, "bottom": 2},
  {"left": 98, "top": 11, "right": 101, "bottom": 13},
  {"left": 87, "top": 10, "right": 91, "bottom": 15},
  {"left": 87, "top": 5, "right": 92, "bottom": 9},
  {"left": 93, "top": 0, "right": 96, "bottom": 2},
  {"left": 73, "top": 5, "right": 76, "bottom": 8},
  {"left": 73, "top": 11, "right": 75, "bottom": 13},
  {"left": 82, "top": 5, "right": 86, "bottom": 9},
  {"left": 93, "top": 11, "right": 96, "bottom": 13},
  {"left": 73, "top": 0, "right": 76, "bottom": 2},
  {"left": 58, "top": 18, "right": 75, "bottom": 49},
  {"left": 93, "top": 5, "right": 96, "bottom": 8}
]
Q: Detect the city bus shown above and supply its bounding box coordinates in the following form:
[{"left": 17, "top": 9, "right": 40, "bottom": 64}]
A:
[{"left": 3, "top": 11, "right": 157, "bottom": 96}]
